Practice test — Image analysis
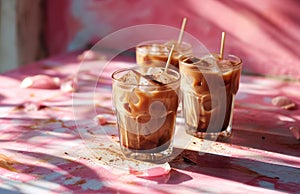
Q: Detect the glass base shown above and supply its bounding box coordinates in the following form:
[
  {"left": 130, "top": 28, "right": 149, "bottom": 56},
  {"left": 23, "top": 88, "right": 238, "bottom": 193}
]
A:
[
  {"left": 121, "top": 145, "right": 173, "bottom": 162},
  {"left": 185, "top": 125, "right": 232, "bottom": 141}
]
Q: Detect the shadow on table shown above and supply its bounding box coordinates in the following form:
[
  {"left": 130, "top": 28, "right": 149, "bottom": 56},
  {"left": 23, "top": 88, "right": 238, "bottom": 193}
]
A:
[
  {"left": 230, "top": 105, "right": 300, "bottom": 158},
  {"left": 2, "top": 149, "right": 119, "bottom": 193},
  {"left": 169, "top": 148, "right": 300, "bottom": 193},
  {"left": 2, "top": 148, "right": 203, "bottom": 194},
  {"left": 0, "top": 188, "right": 20, "bottom": 194}
]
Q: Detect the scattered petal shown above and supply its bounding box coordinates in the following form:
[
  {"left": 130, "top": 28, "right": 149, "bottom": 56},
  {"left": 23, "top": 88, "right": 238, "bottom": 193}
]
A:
[
  {"left": 129, "top": 163, "right": 171, "bottom": 177},
  {"left": 60, "top": 76, "right": 77, "bottom": 92},
  {"left": 20, "top": 75, "right": 60, "bottom": 89},
  {"left": 271, "top": 96, "right": 297, "bottom": 110},
  {"left": 128, "top": 166, "right": 144, "bottom": 176},
  {"left": 77, "top": 50, "right": 106, "bottom": 61},
  {"left": 95, "top": 115, "right": 107, "bottom": 125},
  {"left": 16, "top": 101, "right": 48, "bottom": 112},
  {"left": 289, "top": 126, "right": 300, "bottom": 140},
  {"left": 94, "top": 114, "right": 116, "bottom": 125}
]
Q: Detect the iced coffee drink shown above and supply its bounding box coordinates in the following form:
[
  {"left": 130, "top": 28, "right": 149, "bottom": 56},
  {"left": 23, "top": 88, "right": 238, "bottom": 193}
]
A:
[
  {"left": 136, "top": 40, "right": 192, "bottom": 69},
  {"left": 179, "top": 54, "right": 242, "bottom": 139},
  {"left": 112, "top": 66, "right": 180, "bottom": 161}
]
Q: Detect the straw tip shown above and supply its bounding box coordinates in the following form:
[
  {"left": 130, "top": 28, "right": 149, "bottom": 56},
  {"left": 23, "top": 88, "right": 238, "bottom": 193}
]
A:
[{"left": 219, "top": 31, "right": 226, "bottom": 60}]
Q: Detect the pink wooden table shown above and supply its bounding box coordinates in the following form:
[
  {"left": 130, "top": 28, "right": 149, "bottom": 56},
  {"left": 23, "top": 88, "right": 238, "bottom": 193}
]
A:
[{"left": 0, "top": 52, "right": 300, "bottom": 194}]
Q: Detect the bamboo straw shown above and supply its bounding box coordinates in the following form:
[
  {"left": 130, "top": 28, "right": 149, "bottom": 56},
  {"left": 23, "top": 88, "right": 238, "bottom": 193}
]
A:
[
  {"left": 177, "top": 17, "right": 187, "bottom": 45},
  {"left": 219, "top": 31, "right": 226, "bottom": 59},
  {"left": 164, "top": 44, "right": 175, "bottom": 73}
]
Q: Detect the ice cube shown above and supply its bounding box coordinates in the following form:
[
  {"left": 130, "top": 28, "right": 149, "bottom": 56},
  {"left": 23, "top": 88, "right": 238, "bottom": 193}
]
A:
[
  {"left": 119, "top": 70, "right": 139, "bottom": 84},
  {"left": 144, "top": 67, "right": 172, "bottom": 85},
  {"left": 131, "top": 70, "right": 155, "bottom": 86},
  {"left": 165, "top": 40, "right": 181, "bottom": 51},
  {"left": 146, "top": 67, "right": 163, "bottom": 75},
  {"left": 150, "top": 44, "right": 160, "bottom": 53},
  {"left": 138, "top": 76, "right": 151, "bottom": 85},
  {"left": 131, "top": 68, "right": 164, "bottom": 86},
  {"left": 155, "top": 72, "right": 174, "bottom": 84},
  {"left": 138, "top": 47, "right": 148, "bottom": 55},
  {"left": 185, "top": 57, "right": 200, "bottom": 64},
  {"left": 199, "top": 56, "right": 219, "bottom": 73}
]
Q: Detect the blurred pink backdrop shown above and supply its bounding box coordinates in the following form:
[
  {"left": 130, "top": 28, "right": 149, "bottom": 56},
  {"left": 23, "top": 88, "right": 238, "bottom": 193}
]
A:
[{"left": 45, "top": 0, "right": 300, "bottom": 79}]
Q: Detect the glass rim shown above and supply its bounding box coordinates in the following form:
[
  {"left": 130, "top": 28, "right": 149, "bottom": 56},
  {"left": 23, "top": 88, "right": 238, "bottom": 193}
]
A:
[
  {"left": 136, "top": 39, "right": 192, "bottom": 52},
  {"left": 112, "top": 66, "right": 181, "bottom": 87},
  {"left": 179, "top": 54, "right": 242, "bottom": 70}
]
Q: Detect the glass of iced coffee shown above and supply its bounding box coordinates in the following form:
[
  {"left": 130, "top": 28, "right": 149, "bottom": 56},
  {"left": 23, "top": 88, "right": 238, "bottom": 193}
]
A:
[
  {"left": 112, "top": 66, "right": 181, "bottom": 161},
  {"left": 136, "top": 40, "right": 192, "bottom": 69},
  {"left": 179, "top": 54, "right": 242, "bottom": 140}
]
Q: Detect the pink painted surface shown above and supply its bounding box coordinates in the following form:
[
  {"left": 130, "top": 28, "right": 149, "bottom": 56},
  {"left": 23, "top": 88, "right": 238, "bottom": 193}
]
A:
[
  {"left": 0, "top": 51, "right": 300, "bottom": 193},
  {"left": 45, "top": 0, "right": 300, "bottom": 79}
]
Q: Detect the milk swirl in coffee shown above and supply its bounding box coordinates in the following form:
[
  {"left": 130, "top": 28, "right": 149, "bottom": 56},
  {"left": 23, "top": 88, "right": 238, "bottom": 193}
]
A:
[
  {"left": 179, "top": 54, "right": 242, "bottom": 139},
  {"left": 112, "top": 67, "right": 180, "bottom": 161}
]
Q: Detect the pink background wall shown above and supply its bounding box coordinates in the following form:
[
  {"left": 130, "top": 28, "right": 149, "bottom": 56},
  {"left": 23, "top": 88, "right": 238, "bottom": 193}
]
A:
[{"left": 45, "top": 0, "right": 300, "bottom": 79}]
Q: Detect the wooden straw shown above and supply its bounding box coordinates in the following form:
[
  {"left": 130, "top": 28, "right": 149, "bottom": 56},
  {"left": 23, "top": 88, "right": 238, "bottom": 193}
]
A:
[
  {"left": 164, "top": 44, "right": 175, "bottom": 73},
  {"left": 177, "top": 17, "right": 187, "bottom": 45},
  {"left": 219, "top": 31, "right": 226, "bottom": 59}
]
